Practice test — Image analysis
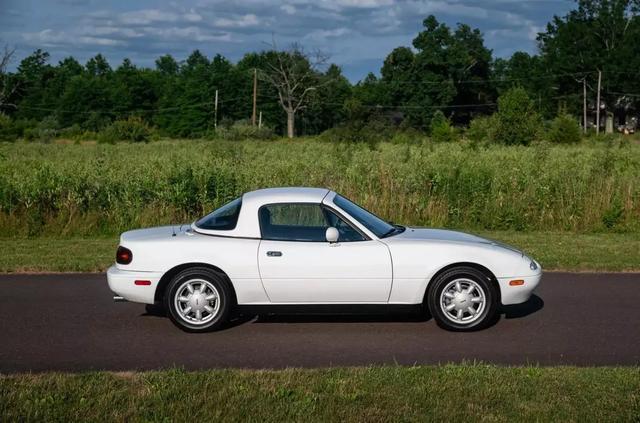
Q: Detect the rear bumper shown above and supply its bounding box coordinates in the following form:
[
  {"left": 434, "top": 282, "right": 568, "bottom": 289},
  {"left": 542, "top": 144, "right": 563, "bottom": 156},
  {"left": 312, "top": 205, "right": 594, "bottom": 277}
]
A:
[
  {"left": 106, "top": 265, "right": 163, "bottom": 304},
  {"left": 498, "top": 272, "right": 542, "bottom": 305}
]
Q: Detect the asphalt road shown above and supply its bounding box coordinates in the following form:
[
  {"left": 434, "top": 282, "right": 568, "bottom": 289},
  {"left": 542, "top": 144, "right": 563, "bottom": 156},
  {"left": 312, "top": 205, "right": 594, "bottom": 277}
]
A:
[{"left": 0, "top": 272, "right": 638, "bottom": 373}]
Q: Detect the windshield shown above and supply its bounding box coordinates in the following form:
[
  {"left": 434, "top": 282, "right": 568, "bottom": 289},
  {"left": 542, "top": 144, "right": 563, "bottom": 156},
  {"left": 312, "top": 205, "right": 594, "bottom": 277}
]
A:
[
  {"left": 195, "top": 197, "right": 242, "bottom": 230},
  {"left": 333, "top": 194, "right": 402, "bottom": 238}
]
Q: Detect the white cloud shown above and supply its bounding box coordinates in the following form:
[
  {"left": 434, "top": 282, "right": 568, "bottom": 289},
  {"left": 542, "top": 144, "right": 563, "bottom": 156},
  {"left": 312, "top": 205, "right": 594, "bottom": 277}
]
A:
[
  {"left": 147, "top": 26, "right": 233, "bottom": 42},
  {"left": 22, "top": 29, "right": 125, "bottom": 47},
  {"left": 281, "top": 4, "right": 296, "bottom": 15},
  {"left": 214, "top": 14, "right": 259, "bottom": 28},
  {"left": 305, "top": 27, "right": 350, "bottom": 40}
]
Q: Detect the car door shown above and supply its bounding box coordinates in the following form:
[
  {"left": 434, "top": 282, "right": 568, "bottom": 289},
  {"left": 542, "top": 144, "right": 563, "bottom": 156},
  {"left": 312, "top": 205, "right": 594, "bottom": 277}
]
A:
[{"left": 257, "top": 202, "right": 392, "bottom": 303}]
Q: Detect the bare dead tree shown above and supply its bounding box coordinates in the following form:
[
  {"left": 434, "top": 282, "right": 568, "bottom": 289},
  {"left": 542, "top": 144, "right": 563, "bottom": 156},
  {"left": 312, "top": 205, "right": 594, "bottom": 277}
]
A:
[
  {"left": 259, "top": 42, "right": 330, "bottom": 138},
  {"left": 0, "top": 45, "right": 18, "bottom": 112}
]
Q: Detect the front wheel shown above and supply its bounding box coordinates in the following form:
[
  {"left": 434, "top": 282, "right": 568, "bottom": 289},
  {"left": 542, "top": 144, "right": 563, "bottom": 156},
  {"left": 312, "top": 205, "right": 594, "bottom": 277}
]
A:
[
  {"left": 164, "top": 267, "right": 232, "bottom": 332},
  {"left": 427, "top": 266, "right": 498, "bottom": 331}
]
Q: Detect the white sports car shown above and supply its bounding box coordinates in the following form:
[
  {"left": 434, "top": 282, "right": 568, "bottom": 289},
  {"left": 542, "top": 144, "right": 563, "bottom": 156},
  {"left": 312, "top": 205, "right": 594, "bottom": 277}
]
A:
[{"left": 107, "top": 187, "right": 542, "bottom": 332}]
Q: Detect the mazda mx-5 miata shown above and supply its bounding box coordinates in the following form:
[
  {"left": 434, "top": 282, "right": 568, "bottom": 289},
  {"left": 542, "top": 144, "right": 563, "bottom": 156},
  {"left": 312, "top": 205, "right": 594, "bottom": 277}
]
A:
[{"left": 107, "top": 187, "right": 541, "bottom": 332}]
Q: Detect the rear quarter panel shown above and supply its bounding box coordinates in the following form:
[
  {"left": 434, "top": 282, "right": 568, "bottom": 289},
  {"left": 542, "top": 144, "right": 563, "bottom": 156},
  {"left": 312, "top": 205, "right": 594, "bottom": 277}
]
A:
[{"left": 117, "top": 232, "right": 268, "bottom": 303}]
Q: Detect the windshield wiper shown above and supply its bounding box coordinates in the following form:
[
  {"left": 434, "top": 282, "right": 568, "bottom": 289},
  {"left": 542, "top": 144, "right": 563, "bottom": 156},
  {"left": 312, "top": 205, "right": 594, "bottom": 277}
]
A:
[{"left": 381, "top": 224, "right": 405, "bottom": 238}]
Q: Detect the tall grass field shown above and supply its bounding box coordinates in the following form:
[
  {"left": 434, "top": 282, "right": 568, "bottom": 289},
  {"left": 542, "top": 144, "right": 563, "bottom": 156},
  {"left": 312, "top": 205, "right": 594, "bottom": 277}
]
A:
[{"left": 0, "top": 139, "right": 638, "bottom": 236}]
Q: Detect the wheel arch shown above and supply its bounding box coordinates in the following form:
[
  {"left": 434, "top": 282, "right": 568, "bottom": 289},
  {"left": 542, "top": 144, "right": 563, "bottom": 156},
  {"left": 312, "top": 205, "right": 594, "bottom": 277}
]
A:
[
  {"left": 154, "top": 262, "right": 238, "bottom": 305},
  {"left": 423, "top": 262, "right": 500, "bottom": 304}
]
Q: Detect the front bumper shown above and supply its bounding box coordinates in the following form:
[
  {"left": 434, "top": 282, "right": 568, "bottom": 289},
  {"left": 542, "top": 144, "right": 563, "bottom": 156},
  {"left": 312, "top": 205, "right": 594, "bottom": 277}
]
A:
[
  {"left": 106, "top": 265, "right": 163, "bottom": 304},
  {"left": 497, "top": 272, "right": 542, "bottom": 305}
]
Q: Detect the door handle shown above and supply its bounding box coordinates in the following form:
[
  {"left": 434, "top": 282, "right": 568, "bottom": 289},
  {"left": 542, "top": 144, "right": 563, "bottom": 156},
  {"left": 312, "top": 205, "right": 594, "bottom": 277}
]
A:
[{"left": 266, "top": 251, "right": 282, "bottom": 257}]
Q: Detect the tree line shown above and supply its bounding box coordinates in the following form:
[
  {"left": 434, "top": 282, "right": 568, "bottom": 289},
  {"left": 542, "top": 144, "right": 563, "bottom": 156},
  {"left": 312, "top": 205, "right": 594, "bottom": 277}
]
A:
[{"left": 1, "top": 0, "right": 639, "bottom": 139}]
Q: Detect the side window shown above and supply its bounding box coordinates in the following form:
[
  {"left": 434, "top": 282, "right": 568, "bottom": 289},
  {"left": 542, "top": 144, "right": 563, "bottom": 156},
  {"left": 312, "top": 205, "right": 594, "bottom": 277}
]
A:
[
  {"left": 323, "top": 209, "right": 366, "bottom": 242},
  {"left": 195, "top": 197, "right": 242, "bottom": 230},
  {"left": 259, "top": 203, "right": 365, "bottom": 242}
]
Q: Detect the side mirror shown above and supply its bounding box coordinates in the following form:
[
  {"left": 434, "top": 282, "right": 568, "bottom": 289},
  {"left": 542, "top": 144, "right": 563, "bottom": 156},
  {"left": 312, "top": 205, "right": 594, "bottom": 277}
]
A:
[{"left": 325, "top": 227, "right": 339, "bottom": 243}]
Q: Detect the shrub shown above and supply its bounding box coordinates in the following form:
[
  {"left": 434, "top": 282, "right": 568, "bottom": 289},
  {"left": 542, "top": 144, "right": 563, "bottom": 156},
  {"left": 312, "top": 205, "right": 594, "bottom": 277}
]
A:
[
  {"left": 98, "top": 116, "right": 154, "bottom": 143},
  {"left": 547, "top": 113, "right": 582, "bottom": 144},
  {"left": 319, "top": 117, "right": 394, "bottom": 144},
  {"left": 24, "top": 116, "right": 59, "bottom": 143},
  {"left": 467, "top": 114, "right": 498, "bottom": 145},
  {"left": 494, "top": 87, "right": 541, "bottom": 146},
  {"left": 0, "top": 114, "right": 16, "bottom": 141},
  {"left": 389, "top": 128, "right": 425, "bottom": 144},
  {"left": 430, "top": 111, "right": 458, "bottom": 143},
  {"left": 0, "top": 117, "right": 37, "bottom": 141},
  {"left": 210, "top": 120, "right": 276, "bottom": 141}
]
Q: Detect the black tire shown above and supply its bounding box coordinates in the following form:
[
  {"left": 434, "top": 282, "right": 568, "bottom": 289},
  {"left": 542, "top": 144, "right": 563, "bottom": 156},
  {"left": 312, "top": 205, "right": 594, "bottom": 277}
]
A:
[
  {"left": 427, "top": 266, "right": 498, "bottom": 332},
  {"left": 164, "top": 267, "right": 232, "bottom": 333}
]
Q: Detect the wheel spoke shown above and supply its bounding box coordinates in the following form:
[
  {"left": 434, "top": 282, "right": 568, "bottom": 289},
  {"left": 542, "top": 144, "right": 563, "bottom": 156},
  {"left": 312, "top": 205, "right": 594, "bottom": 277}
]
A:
[
  {"left": 471, "top": 297, "right": 483, "bottom": 303},
  {"left": 467, "top": 305, "right": 476, "bottom": 315},
  {"left": 174, "top": 279, "right": 222, "bottom": 325},
  {"left": 466, "top": 286, "right": 475, "bottom": 294},
  {"left": 446, "top": 303, "right": 456, "bottom": 311},
  {"left": 455, "top": 281, "right": 462, "bottom": 292},
  {"left": 444, "top": 292, "right": 455, "bottom": 299},
  {"left": 456, "top": 309, "right": 463, "bottom": 320}
]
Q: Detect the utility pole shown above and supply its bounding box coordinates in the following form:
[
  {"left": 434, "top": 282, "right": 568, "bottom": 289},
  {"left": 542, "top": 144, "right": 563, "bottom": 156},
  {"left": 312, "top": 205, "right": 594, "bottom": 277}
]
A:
[
  {"left": 214, "top": 89, "right": 218, "bottom": 130},
  {"left": 596, "top": 70, "right": 602, "bottom": 134},
  {"left": 252, "top": 68, "right": 257, "bottom": 126},
  {"left": 583, "top": 78, "right": 587, "bottom": 134},
  {"left": 258, "top": 111, "right": 262, "bottom": 129}
]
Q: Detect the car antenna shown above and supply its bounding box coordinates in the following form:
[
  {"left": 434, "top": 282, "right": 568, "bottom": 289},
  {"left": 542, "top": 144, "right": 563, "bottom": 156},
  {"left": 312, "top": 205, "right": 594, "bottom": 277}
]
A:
[{"left": 172, "top": 225, "right": 177, "bottom": 237}]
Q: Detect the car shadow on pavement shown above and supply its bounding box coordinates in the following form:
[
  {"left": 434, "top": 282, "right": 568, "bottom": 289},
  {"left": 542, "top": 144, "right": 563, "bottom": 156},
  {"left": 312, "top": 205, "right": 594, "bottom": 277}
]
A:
[
  {"left": 139, "top": 296, "right": 543, "bottom": 328},
  {"left": 500, "top": 294, "right": 544, "bottom": 319},
  {"left": 250, "top": 312, "right": 431, "bottom": 324}
]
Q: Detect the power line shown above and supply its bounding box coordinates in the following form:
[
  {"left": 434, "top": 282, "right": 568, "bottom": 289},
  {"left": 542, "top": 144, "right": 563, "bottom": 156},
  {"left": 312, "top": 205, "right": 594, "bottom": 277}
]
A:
[{"left": 360, "top": 71, "right": 597, "bottom": 86}]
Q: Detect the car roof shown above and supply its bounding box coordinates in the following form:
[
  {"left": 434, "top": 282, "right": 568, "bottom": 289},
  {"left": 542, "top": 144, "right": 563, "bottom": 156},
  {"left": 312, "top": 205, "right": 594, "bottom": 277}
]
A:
[
  {"left": 193, "top": 187, "right": 332, "bottom": 238},
  {"left": 242, "top": 187, "right": 330, "bottom": 204}
]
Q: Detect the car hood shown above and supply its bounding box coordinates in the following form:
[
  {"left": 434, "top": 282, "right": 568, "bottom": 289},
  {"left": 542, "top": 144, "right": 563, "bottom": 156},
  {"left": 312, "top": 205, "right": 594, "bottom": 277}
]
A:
[
  {"left": 395, "top": 228, "right": 490, "bottom": 243},
  {"left": 393, "top": 227, "right": 523, "bottom": 254}
]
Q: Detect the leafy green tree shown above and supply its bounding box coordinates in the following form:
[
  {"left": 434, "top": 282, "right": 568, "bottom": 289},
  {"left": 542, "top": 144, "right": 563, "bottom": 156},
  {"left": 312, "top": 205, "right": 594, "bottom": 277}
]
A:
[
  {"left": 14, "top": 49, "right": 55, "bottom": 120},
  {"left": 538, "top": 0, "right": 640, "bottom": 117},
  {"left": 380, "top": 15, "right": 494, "bottom": 127},
  {"left": 494, "top": 87, "right": 541, "bottom": 146}
]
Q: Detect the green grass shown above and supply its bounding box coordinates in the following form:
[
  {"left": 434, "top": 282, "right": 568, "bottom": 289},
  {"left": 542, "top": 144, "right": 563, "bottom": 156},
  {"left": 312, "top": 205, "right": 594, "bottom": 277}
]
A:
[
  {"left": 1, "top": 139, "right": 639, "bottom": 236},
  {"left": 1, "top": 231, "right": 638, "bottom": 273},
  {"left": 1, "top": 366, "right": 639, "bottom": 421},
  {"left": 0, "top": 237, "right": 116, "bottom": 273}
]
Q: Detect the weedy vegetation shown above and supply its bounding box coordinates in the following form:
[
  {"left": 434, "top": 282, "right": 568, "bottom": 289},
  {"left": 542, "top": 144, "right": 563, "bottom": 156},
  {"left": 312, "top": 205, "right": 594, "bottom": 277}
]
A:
[{"left": 0, "top": 138, "right": 638, "bottom": 237}]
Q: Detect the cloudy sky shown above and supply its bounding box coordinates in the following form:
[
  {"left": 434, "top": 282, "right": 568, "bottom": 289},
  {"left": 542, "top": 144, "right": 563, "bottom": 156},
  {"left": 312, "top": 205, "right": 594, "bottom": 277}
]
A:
[{"left": 0, "top": 0, "right": 575, "bottom": 81}]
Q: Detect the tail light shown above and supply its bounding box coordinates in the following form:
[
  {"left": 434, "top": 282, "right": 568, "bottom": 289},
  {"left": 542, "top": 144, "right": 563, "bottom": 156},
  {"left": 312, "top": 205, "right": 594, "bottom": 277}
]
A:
[{"left": 116, "top": 246, "right": 133, "bottom": 264}]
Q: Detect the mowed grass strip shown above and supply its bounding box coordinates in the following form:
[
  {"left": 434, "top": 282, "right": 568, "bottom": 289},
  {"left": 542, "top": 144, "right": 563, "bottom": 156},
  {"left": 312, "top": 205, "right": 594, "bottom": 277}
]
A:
[
  {"left": 1, "top": 366, "right": 639, "bottom": 422},
  {"left": 1, "top": 231, "right": 638, "bottom": 273}
]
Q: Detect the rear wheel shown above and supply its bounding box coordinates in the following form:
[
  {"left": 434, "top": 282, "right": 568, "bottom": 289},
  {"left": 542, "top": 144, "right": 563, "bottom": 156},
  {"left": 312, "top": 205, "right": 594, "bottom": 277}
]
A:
[
  {"left": 164, "top": 267, "right": 232, "bottom": 332},
  {"left": 427, "top": 266, "right": 498, "bottom": 331}
]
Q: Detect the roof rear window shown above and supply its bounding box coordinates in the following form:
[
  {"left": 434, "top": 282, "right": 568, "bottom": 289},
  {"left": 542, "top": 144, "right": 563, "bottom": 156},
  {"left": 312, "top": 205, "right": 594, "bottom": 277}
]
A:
[{"left": 195, "top": 197, "right": 242, "bottom": 230}]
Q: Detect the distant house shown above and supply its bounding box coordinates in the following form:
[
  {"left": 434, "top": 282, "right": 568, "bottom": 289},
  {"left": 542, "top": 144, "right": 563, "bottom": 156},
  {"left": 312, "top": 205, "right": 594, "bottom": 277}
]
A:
[{"left": 586, "top": 97, "right": 638, "bottom": 134}]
